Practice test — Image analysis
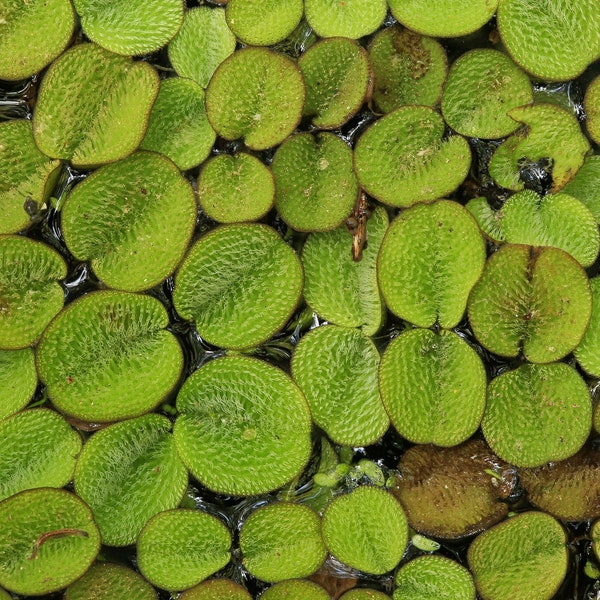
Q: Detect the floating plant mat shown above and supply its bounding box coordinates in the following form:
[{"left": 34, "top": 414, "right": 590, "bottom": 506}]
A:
[
  {"left": 468, "top": 511, "right": 568, "bottom": 600},
  {"left": 468, "top": 244, "right": 592, "bottom": 363},
  {"left": 174, "top": 355, "right": 312, "bottom": 496},
  {"left": 393, "top": 439, "right": 511, "bottom": 539},
  {"left": 0, "top": 119, "right": 62, "bottom": 235},
  {"left": 37, "top": 291, "right": 183, "bottom": 422},
  {"left": 298, "top": 37, "right": 371, "bottom": 130},
  {"left": 394, "top": 555, "right": 476, "bottom": 600},
  {"left": 0, "top": 488, "right": 100, "bottom": 596},
  {"left": 64, "top": 562, "right": 157, "bottom": 600},
  {"left": 74, "top": 413, "right": 188, "bottom": 547},
  {"left": 73, "top": 0, "right": 183, "bottom": 56},
  {"left": 0, "top": 235, "right": 67, "bottom": 350},
  {"left": 0, "top": 408, "right": 81, "bottom": 501},
  {"left": 292, "top": 325, "right": 389, "bottom": 447},
  {"left": 368, "top": 25, "right": 448, "bottom": 113},
  {"left": 173, "top": 224, "right": 303, "bottom": 350},
  {"left": 0, "top": 0, "right": 74, "bottom": 81},
  {"left": 61, "top": 151, "right": 196, "bottom": 291},
  {"left": 239, "top": 502, "right": 326, "bottom": 582},
  {"left": 354, "top": 106, "right": 471, "bottom": 207},
  {"left": 137, "top": 508, "right": 231, "bottom": 591},
  {"left": 168, "top": 7, "right": 236, "bottom": 88},
  {"left": 33, "top": 43, "right": 159, "bottom": 168}
]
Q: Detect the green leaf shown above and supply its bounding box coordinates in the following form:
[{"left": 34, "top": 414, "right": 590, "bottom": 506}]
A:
[
  {"left": 74, "top": 414, "right": 188, "bottom": 546},
  {"left": 379, "top": 329, "right": 486, "bottom": 446},
  {"left": 322, "top": 486, "right": 408, "bottom": 575},
  {"left": 519, "top": 445, "right": 600, "bottom": 522},
  {"left": 465, "top": 196, "right": 505, "bottom": 243},
  {"left": 497, "top": 0, "right": 600, "bottom": 81},
  {"left": 260, "top": 580, "right": 331, "bottom": 600},
  {"left": 33, "top": 43, "right": 159, "bottom": 168},
  {"left": 468, "top": 244, "right": 592, "bottom": 363},
  {"left": 180, "top": 580, "right": 252, "bottom": 600},
  {"left": 0, "top": 348, "right": 37, "bottom": 421},
  {"left": 500, "top": 190, "right": 600, "bottom": 267},
  {"left": 354, "top": 107, "right": 471, "bottom": 207},
  {"left": 37, "top": 291, "right": 183, "bottom": 422},
  {"left": 388, "top": 0, "right": 498, "bottom": 37},
  {"left": 240, "top": 502, "right": 326, "bottom": 582},
  {"left": 369, "top": 25, "right": 448, "bottom": 114},
  {"left": 174, "top": 356, "right": 312, "bottom": 496},
  {"left": 302, "top": 204, "right": 388, "bottom": 336},
  {"left": 562, "top": 154, "right": 600, "bottom": 223},
  {"left": 304, "top": 0, "right": 387, "bottom": 39},
  {"left": 299, "top": 37, "right": 372, "bottom": 129},
  {"left": 489, "top": 103, "right": 591, "bottom": 193},
  {"left": 0, "top": 120, "right": 62, "bottom": 235},
  {"left": 292, "top": 325, "right": 389, "bottom": 446},
  {"left": 65, "top": 562, "right": 157, "bottom": 600},
  {"left": 468, "top": 512, "right": 568, "bottom": 600},
  {"left": 198, "top": 153, "right": 275, "bottom": 223},
  {"left": 138, "top": 509, "right": 231, "bottom": 591},
  {"left": 205, "top": 47, "right": 305, "bottom": 150},
  {"left": 482, "top": 363, "right": 591, "bottom": 467},
  {"left": 377, "top": 200, "right": 485, "bottom": 328},
  {"left": 441, "top": 49, "right": 533, "bottom": 139},
  {"left": 168, "top": 6, "right": 236, "bottom": 88},
  {"left": 226, "top": 0, "right": 303, "bottom": 46},
  {"left": 0, "top": 408, "right": 81, "bottom": 501},
  {"left": 575, "top": 277, "right": 600, "bottom": 377},
  {"left": 72, "top": 0, "right": 184, "bottom": 55},
  {"left": 272, "top": 132, "right": 358, "bottom": 232},
  {"left": 394, "top": 556, "right": 476, "bottom": 600},
  {"left": 393, "top": 440, "right": 511, "bottom": 539},
  {"left": 141, "top": 77, "right": 216, "bottom": 171},
  {"left": 0, "top": 488, "right": 100, "bottom": 596},
  {"left": 62, "top": 152, "right": 196, "bottom": 291},
  {"left": 341, "top": 590, "right": 390, "bottom": 600},
  {"left": 585, "top": 74, "right": 600, "bottom": 145},
  {"left": 0, "top": 0, "right": 74, "bottom": 80},
  {"left": 173, "top": 224, "right": 303, "bottom": 350},
  {"left": 0, "top": 235, "right": 67, "bottom": 350}
]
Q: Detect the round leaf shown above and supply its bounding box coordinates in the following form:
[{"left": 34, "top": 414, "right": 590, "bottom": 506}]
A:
[
  {"left": 260, "top": 580, "right": 330, "bottom": 600},
  {"left": 198, "top": 153, "right": 275, "bottom": 224},
  {"left": 292, "top": 325, "right": 389, "bottom": 447},
  {"left": 562, "top": 154, "right": 600, "bottom": 223},
  {"left": 205, "top": 47, "right": 305, "bottom": 150},
  {"left": 354, "top": 107, "right": 471, "bottom": 207},
  {"left": 302, "top": 204, "right": 388, "bottom": 336},
  {"left": 174, "top": 356, "right": 312, "bottom": 496},
  {"left": 441, "top": 49, "right": 533, "bottom": 139},
  {"left": 62, "top": 151, "right": 196, "bottom": 291},
  {"left": 65, "top": 562, "right": 157, "bottom": 600},
  {"left": 341, "top": 591, "right": 389, "bottom": 600},
  {"left": 377, "top": 200, "right": 485, "bottom": 328},
  {"left": 585, "top": 74, "right": 600, "bottom": 145},
  {"left": 0, "top": 408, "right": 81, "bottom": 501},
  {"left": 394, "top": 556, "right": 475, "bottom": 600},
  {"left": 240, "top": 502, "right": 326, "bottom": 582},
  {"left": 379, "top": 328, "right": 486, "bottom": 446},
  {"left": 482, "top": 363, "right": 592, "bottom": 468},
  {"left": 181, "top": 579, "right": 252, "bottom": 600},
  {"left": 304, "top": 0, "right": 387, "bottom": 39},
  {"left": 272, "top": 132, "right": 358, "bottom": 232},
  {"left": 74, "top": 414, "right": 188, "bottom": 546},
  {"left": 0, "top": 348, "right": 37, "bottom": 421},
  {"left": 468, "top": 512, "right": 568, "bottom": 600},
  {"left": 73, "top": 0, "right": 184, "bottom": 55},
  {"left": 322, "top": 486, "right": 408, "bottom": 575},
  {"left": 0, "top": 235, "right": 66, "bottom": 350},
  {"left": 33, "top": 43, "right": 159, "bottom": 168},
  {"left": 0, "top": 488, "right": 100, "bottom": 596},
  {"left": 138, "top": 509, "right": 231, "bottom": 591},
  {"left": 141, "top": 77, "right": 216, "bottom": 171},
  {"left": 575, "top": 277, "right": 600, "bottom": 377},
  {"left": 468, "top": 244, "right": 592, "bottom": 363},
  {"left": 37, "top": 290, "right": 183, "bottom": 422},
  {"left": 369, "top": 26, "right": 448, "bottom": 113},
  {"left": 173, "top": 224, "right": 303, "bottom": 350},
  {"left": 0, "top": 119, "right": 62, "bottom": 235}
]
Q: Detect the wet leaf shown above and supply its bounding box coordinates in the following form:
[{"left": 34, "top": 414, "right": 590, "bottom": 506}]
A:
[
  {"left": 0, "top": 348, "right": 37, "bottom": 421},
  {"left": 304, "top": 0, "right": 387, "bottom": 39}
]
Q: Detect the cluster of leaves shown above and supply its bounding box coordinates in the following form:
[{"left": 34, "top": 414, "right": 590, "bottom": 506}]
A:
[{"left": 1, "top": 0, "right": 600, "bottom": 599}]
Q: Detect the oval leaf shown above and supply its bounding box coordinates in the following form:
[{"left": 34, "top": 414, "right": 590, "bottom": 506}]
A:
[{"left": 0, "top": 348, "right": 37, "bottom": 421}]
